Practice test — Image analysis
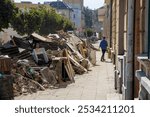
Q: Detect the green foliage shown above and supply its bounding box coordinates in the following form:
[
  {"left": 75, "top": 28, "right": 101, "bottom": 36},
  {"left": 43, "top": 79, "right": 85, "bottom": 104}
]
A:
[
  {"left": 39, "top": 8, "right": 58, "bottom": 35},
  {"left": 11, "top": 6, "right": 74, "bottom": 36},
  {"left": 84, "top": 28, "right": 93, "bottom": 37},
  {"left": 63, "top": 18, "right": 74, "bottom": 31},
  {"left": 11, "top": 8, "right": 43, "bottom": 35},
  {"left": 84, "top": 7, "right": 93, "bottom": 28},
  {"left": 0, "top": 0, "right": 17, "bottom": 31},
  {"left": 99, "top": 32, "right": 102, "bottom": 39}
]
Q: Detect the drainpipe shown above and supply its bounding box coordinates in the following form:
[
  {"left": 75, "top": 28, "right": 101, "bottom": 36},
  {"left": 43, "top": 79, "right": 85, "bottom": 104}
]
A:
[{"left": 126, "top": 0, "right": 135, "bottom": 100}]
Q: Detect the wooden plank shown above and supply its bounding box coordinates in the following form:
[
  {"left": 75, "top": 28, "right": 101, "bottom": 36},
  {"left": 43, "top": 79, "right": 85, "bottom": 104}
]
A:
[
  {"left": 52, "top": 57, "right": 68, "bottom": 61},
  {"left": 80, "top": 59, "right": 89, "bottom": 70},
  {"left": 0, "top": 57, "right": 12, "bottom": 74},
  {"left": 69, "top": 55, "right": 87, "bottom": 73},
  {"left": 67, "top": 59, "right": 75, "bottom": 78},
  {"left": 66, "top": 43, "right": 83, "bottom": 60},
  {"left": 77, "top": 43, "right": 86, "bottom": 58},
  {"left": 63, "top": 49, "right": 75, "bottom": 82},
  {"left": 64, "top": 64, "right": 74, "bottom": 82},
  {"left": 90, "top": 49, "right": 96, "bottom": 65}
]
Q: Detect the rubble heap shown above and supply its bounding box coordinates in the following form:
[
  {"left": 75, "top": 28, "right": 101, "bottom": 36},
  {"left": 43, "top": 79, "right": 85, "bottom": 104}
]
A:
[{"left": 0, "top": 31, "right": 98, "bottom": 98}]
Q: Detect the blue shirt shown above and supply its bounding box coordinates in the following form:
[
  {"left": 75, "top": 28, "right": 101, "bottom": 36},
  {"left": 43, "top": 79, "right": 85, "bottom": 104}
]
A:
[{"left": 99, "top": 39, "right": 108, "bottom": 50}]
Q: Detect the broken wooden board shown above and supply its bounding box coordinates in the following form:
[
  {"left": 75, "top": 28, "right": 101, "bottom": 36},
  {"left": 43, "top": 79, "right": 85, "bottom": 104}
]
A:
[
  {"left": 66, "top": 43, "right": 83, "bottom": 60},
  {"left": 63, "top": 49, "right": 75, "bottom": 82},
  {"left": 52, "top": 57, "right": 67, "bottom": 61},
  {"left": 67, "top": 34, "right": 82, "bottom": 47},
  {"left": 77, "top": 43, "right": 86, "bottom": 58},
  {"left": 52, "top": 58, "right": 63, "bottom": 83},
  {"left": 80, "top": 59, "right": 89, "bottom": 70},
  {"left": 90, "top": 49, "right": 96, "bottom": 65},
  {"left": 68, "top": 55, "right": 87, "bottom": 74},
  {"left": 0, "top": 57, "right": 12, "bottom": 74}
]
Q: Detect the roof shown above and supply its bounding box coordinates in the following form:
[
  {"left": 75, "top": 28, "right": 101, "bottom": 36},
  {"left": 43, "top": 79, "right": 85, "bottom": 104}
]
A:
[
  {"left": 49, "top": 1, "right": 73, "bottom": 10},
  {"left": 31, "top": 33, "right": 52, "bottom": 43}
]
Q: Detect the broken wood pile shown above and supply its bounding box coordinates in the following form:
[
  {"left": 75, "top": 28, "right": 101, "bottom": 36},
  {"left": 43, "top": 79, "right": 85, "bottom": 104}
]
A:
[{"left": 0, "top": 30, "right": 98, "bottom": 98}]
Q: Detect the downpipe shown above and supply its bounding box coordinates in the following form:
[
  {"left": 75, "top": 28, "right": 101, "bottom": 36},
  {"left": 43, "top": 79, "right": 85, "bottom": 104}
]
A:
[{"left": 114, "top": 70, "right": 122, "bottom": 93}]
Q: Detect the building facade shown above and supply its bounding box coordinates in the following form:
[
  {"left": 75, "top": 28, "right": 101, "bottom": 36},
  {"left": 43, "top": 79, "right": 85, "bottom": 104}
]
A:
[
  {"left": 15, "top": 2, "right": 50, "bottom": 12},
  {"left": 63, "top": 0, "right": 85, "bottom": 32},
  {"left": 104, "top": 0, "right": 150, "bottom": 100},
  {"left": 92, "top": 9, "right": 102, "bottom": 34},
  {"left": 49, "top": 1, "right": 73, "bottom": 21},
  {"left": 98, "top": 6, "right": 107, "bottom": 40}
]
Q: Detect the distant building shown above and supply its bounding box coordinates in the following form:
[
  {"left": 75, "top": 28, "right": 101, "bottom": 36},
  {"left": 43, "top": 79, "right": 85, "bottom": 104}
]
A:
[
  {"left": 49, "top": 1, "right": 73, "bottom": 20},
  {"left": 15, "top": 2, "right": 50, "bottom": 12},
  {"left": 92, "top": 9, "right": 103, "bottom": 34},
  {"left": 98, "top": 6, "right": 105, "bottom": 22},
  {"left": 63, "top": 0, "right": 84, "bottom": 10},
  {"left": 63, "top": 0, "right": 85, "bottom": 32}
]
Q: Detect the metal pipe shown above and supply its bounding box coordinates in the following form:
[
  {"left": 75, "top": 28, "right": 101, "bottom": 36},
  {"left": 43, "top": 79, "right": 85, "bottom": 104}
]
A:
[{"left": 114, "top": 69, "right": 120, "bottom": 75}]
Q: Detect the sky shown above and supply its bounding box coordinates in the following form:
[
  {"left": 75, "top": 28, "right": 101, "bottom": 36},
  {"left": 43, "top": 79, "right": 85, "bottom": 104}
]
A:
[{"left": 14, "top": 0, "right": 105, "bottom": 10}]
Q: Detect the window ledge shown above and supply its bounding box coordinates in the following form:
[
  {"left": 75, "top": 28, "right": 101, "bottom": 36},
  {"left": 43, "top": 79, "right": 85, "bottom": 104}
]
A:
[
  {"left": 136, "top": 70, "right": 150, "bottom": 94},
  {"left": 137, "top": 55, "right": 150, "bottom": 71}
]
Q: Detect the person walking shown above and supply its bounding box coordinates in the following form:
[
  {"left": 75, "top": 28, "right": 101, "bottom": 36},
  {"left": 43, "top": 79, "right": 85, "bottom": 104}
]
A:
[{"left": 99, "top": 37, "right": 108, "bottom": 62}]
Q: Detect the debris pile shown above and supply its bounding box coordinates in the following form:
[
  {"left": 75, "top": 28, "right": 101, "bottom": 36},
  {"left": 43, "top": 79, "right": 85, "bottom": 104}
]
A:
[{"left": 0, "top": 31, "right": 98, "bottom": 97}]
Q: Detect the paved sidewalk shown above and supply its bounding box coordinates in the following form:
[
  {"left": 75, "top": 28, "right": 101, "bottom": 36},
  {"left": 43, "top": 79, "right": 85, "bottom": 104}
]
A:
[{"left": 15, "top": 41, "right": 121, "bottom": 100}]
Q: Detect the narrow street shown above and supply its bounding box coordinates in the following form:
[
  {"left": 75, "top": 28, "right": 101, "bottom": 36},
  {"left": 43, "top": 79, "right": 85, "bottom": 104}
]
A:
[
  {"left": 15, "top": 41, "right": 121, "bottom": 100},
  {"left": 1, "top": 0, "right": 150, "bottom": 117}
]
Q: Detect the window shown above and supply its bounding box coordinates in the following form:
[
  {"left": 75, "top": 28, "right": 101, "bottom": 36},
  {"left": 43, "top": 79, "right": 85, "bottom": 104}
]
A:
[{"left": 73, "top": 14, "right": 75, "bottom": 19}]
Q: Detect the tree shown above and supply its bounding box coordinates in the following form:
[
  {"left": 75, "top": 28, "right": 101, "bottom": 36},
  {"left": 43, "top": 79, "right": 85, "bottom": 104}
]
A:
[
  {"left": 11, "top": 7, "right": 43, "bottom": 35},
  {"left": 84, "top": 28, "right": 93, "bottom": 37},
  {"left": 39, "top": 7, "right": 74, "bottom": 35},
  {"left": 84, "top": 7, "right": 93, "bottom": 28},
  {"left": 63, "top": 18, "right": 74, "bottom": 31},
  {"left": 11, "top": 6, "right": 74, "bottom": 36},
  {"left": 39, "top": 8, "right": 59, "bottom": 35},
  {"left": 0, "top": 0, "right": 17, "bottom": 31}
]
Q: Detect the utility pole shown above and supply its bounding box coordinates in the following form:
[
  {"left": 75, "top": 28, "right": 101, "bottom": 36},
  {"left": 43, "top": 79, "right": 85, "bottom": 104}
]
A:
[{"left": 126, "top": 0, "right": 135, "bottom": 100}]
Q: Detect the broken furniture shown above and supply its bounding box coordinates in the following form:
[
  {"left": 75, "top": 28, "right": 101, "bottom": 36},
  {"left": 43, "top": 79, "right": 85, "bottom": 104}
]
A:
[{"left": 32, "top": 48, "right": 49, "bottom": 65}]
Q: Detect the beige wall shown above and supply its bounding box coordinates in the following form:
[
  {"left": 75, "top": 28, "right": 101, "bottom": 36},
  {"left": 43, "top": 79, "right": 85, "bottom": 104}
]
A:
[
  {"left": 98, "top": 16, "right": 105, "bottom": 22},
  {"left": 98, "top": 7, "right": 105, "bottom": 22},
  {"left": 105, "top": 0, "right": 111, "bottom": 4},
  {"left": 57, "top": 9, "right": 71, "bottom": 20},
  {"left": 112, "top": 0, "right": 116, "bottom": 52},
  {"left": 63, "top": 0, "right": 83, "bottom": 8}
]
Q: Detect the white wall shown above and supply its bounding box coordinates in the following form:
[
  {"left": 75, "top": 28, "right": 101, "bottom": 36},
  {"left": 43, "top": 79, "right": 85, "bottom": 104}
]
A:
[{"left": 71, "top": 9, "right": 82, "bottom": 29}]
